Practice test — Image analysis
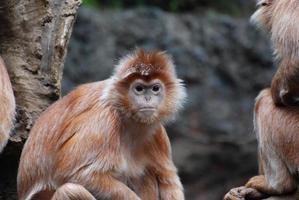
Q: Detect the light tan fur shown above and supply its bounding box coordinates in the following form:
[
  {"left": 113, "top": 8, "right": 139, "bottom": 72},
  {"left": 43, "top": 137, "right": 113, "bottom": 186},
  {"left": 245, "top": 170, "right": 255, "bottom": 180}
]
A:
[
  {"left": 17, "top": 49, "right": 186, "bottom": 200},
  {"left": 0, "top": 56, "right": 15, "bottom": 152},
  {"left": 251, "top": 0, "right": 299, "bottom": 106}
]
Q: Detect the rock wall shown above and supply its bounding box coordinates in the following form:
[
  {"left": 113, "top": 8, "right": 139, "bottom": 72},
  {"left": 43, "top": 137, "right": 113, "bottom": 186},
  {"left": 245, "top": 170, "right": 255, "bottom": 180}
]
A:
[{"left": 62, "top": 6, "right": 275, "bottom": 199}]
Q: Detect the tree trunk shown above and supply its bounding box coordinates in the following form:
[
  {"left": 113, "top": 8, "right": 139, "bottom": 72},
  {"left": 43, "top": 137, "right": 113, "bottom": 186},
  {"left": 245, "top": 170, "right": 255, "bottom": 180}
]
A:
[{"left": 0, "top": 0, "right": 81, "bottom": 199}]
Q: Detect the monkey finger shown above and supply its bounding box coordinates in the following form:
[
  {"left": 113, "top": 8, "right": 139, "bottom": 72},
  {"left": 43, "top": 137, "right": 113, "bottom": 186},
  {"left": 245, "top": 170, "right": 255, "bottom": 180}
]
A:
[
  {"left": 223, "top": 187, "right": 246, "bottom": 200},
  {"left": 223, "top": 193, "right": 245, "bottom": 200}
]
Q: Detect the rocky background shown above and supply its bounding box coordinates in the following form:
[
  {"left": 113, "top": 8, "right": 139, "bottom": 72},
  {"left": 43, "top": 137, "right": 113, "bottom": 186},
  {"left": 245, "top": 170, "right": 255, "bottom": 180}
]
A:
[
  {"left": 62, "top": 2, "right": 274, "bottom": 200},
  {"left": 0, "top": 1, "right": 276, "bottom": 200}
]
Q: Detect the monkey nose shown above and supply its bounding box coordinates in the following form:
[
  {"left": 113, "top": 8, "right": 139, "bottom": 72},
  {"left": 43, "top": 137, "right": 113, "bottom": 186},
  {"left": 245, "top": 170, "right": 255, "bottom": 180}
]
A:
[{"left": 145, "top": 96, "right": 151, "bottom": 101}]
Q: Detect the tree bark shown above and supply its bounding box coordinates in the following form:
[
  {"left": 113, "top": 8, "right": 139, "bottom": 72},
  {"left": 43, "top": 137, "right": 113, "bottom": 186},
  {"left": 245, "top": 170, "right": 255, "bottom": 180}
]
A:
[
  {"left": 0, "top": 0, "right": 81, "bottom": 141},
  {"left": 0, "top": 0, "right": 81, "bottom": 199}
]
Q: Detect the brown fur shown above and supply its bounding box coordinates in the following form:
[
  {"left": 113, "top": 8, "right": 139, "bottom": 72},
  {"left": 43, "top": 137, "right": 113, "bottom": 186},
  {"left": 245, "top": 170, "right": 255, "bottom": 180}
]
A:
[
  {"left": 51, "top": 183, "right": 96, "bottom": 200},
  {"left": 224, "top": 89, "right": 299, "bottom": 200},
  {"left": 0, "top": 56, "right": 15, "bottom": 152},
  {"left": 251, "top": 0, "right": 299, "bottom": 106},
  {"left": 17, "top": 50, "right": 186, "bottom": 200},
  {"left": 225, "top": 1, "right": 299, "bottom": 199}
]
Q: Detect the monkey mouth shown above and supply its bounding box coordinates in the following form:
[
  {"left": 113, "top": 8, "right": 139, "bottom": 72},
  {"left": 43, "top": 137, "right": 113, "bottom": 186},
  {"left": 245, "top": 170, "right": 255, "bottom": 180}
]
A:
[
  {"left": 135, "top": 107, "right": 157, "bottom": 122},
  {"left": 139, "top": 107, "right": 156, "bottom": 112}
]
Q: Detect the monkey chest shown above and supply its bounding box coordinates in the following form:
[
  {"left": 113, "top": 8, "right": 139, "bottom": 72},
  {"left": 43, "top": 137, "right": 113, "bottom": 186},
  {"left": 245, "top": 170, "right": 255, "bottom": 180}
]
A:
[{"left": 117, "top": 150, "right": 148, "bottom": 178}]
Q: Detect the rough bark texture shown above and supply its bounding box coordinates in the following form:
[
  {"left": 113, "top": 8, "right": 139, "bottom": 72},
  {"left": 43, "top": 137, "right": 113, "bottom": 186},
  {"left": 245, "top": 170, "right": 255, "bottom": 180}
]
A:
[
  {"left": 0, "top": 0, "right": 81, "bottom": 141},
  {"left": 0, "top": 0, "right": 81, "bottom": 199}
]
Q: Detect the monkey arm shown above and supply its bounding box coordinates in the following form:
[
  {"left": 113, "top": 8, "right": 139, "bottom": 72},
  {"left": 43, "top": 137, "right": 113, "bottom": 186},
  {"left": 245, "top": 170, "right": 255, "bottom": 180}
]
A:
[
  {"left": 156, "top": 163, "right": 184, "bottom": 200},
  {"left": 51, "top": 183, "right": 96, "bottom": 200},
  {"left": 129, "top": 170, "right": 159, "bottom": 200},
  {"left": 271, "top": 59, "right": 299, "bottom": 106},
  {"left": 267, "top": 0, "right": 299, "bottom": 106},
  {"left": 148, "top": 127, "right": 184, "bottom": 200}
]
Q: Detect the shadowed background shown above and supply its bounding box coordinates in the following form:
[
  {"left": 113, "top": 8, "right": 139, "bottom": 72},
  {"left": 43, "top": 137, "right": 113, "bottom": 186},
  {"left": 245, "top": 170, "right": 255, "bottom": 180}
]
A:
[{"left": 62, "top": 0, "right": 274, "bottom": 199}]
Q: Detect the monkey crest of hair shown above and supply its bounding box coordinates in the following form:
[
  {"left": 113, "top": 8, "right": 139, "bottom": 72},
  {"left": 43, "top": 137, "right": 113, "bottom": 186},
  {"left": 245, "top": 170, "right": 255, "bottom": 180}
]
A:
[
  {"left": 251, "top": 0, "right": 299, "bottom": 106},
  {"left": 17, "top": 49, "right": 186, "bottom": 200},
  {"left": 0, "top": 56, "right": 16, "bottom": 153}
]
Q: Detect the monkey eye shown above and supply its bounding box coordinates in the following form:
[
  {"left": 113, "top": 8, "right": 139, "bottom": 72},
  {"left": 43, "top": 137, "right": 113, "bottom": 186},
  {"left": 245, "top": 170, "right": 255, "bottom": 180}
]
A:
[
  {"left": 152, "top": 84, "right": 161, "bottom": 93},
  {"left": 258, "top": 0, "right": 269, "bottom": 7},
  {"left": 135, "top": 85, "right": 145, "bottom": 93}
]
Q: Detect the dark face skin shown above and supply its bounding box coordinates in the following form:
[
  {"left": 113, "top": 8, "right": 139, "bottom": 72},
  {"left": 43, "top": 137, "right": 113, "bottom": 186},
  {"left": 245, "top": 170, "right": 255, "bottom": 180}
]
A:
[{"left": 129, "top": 79, "right": 165, "bottom": 122}]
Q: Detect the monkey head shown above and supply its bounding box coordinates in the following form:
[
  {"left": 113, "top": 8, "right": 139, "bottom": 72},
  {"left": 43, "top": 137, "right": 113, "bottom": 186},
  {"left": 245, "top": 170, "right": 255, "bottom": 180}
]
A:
[
  {"left": 251, "top": 0, "right": 299, "bottom": 60},
  {"left": 250, "top": 0, "right": 273, "bottom": 31},
  {"left": 251, "top": 0, "right": 299, "bottom": 106},
  {"left": 103, "top": 49, "right": 186, "bottom": 124}
]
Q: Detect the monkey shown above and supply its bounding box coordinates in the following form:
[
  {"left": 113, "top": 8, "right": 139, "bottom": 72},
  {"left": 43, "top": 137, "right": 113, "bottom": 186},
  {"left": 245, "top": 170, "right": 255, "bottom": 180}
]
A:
[
  {"left": 224, "top": 88, "right": 299, "bottom": 200},
  {"left": 251, "top": 0, "right": 299, "bottom": 106},
  {"left": 224, "top": 1, "right": 299, "bottom": 199},
  {"left": 17, "top": 49, "right": 187, "bottom": 200},
  {"left": 0, "top": 56, "right": 15, "bottom": 153}
]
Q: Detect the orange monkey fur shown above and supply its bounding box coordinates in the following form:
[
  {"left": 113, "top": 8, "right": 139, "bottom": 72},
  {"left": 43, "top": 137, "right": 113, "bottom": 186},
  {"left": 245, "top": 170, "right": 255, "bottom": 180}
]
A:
[
  {"left": 251, "top": 0, "right": 299, "bottom": 106},
  {"left": 17, "top": 50, "right": 186, "bottom": 200},
  {"left": 0, "top": 56, "right": 15, "bottom": 152}
]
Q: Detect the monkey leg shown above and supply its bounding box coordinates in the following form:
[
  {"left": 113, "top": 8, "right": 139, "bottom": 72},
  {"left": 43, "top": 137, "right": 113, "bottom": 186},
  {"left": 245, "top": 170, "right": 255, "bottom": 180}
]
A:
[
  {"left": 223, "top": 150, "right": 269, "bottom": 200},
  {"left": 245, "top": 173, "right": 297, "bottom": 197},
  {"left": 51, "top": 183, "right": 96, "bottom": 200},
  {"left": 245, "top": 175, "right": 273, "bottom": 194},
  {"left": 130, "top": 171, "right": 159, "bottom": 200},
  {"left": 69, "top": 172, "right": 141, "bottom": 200}
]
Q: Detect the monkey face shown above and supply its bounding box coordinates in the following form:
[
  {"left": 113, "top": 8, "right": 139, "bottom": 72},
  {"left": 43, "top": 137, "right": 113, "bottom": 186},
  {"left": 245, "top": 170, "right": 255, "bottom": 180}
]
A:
[
  {"left": 250, "top": 0, "right": 274, "bottom": 31},
  {"left": 110, "top": 50, "right": 187, "bottom": 124},
  {"left": 128, "top": 79, "right": 165, "bottom": 123}
]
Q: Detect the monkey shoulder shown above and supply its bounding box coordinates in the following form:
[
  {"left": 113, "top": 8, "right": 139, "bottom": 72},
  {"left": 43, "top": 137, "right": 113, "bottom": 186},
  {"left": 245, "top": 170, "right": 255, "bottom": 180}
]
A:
[
  {"left": 27, "top": 81, "right": 117, "bottom": 149},
  {"left": 146, "top": 126, "right": 172, "bottom": 158}
]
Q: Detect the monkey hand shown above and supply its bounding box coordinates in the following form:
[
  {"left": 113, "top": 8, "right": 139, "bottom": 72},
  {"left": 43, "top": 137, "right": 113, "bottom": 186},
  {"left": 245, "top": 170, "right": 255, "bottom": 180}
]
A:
[
  {"left": 224, "top": 185, "right": 268, "bottom": 200},
  {"left": 271, "top": 63, "right": 299, "bottom": 107}
]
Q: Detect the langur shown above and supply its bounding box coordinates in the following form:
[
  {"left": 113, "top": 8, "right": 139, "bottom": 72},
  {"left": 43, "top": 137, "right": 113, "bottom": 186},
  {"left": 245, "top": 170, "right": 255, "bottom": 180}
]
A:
[
  {"left": 0, "top": 56, "right": 15, "bottom": 152},
  {"left": 17, "top": 49, "right": 187, "bottom": 200},
  {"left": 251, "top": 0, "right": 299, "bottom": 106},
  {"left": 224, "top": 1, "right": 299, "bottom": 199},
  {"left": 224, "top": 89, "right": 299, "bottom": 200}
]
